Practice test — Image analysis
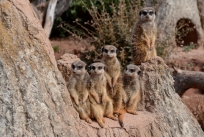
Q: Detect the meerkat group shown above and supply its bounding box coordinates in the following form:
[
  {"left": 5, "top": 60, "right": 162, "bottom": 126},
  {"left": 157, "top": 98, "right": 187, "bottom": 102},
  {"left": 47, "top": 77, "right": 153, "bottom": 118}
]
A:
[{"left": 67, "top": 7, "right": 157, "bottom": 128}]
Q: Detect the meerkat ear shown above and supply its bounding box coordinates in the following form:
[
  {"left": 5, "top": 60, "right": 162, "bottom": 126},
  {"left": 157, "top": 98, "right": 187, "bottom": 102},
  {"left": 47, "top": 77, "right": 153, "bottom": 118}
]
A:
[
  {"left": 85, "top": 65, "right": 88, "bottom": 70},
  {"left": 139, "top": 11, "right": 142, "bottom": 16},
  {"left": 104, "top": 65, "right": 106, "bottom": 70},
  {"left": 116, "top": 49, "right": 119, "bottom": 55},
  {"left": 137, "top": 70, "right": 142, "bottom": 75},
  {"left": 102, "top": 47, "right": 104, "bottom": 53}
]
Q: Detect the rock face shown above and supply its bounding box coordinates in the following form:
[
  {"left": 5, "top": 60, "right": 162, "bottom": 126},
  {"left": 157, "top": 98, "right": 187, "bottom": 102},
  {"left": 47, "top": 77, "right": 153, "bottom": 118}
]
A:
[
  {"left": 0, "top": 0, "right": 203, "bottom": 137},
  {"left": 145, "top": 0, "right": 204, "bottom": 48}
]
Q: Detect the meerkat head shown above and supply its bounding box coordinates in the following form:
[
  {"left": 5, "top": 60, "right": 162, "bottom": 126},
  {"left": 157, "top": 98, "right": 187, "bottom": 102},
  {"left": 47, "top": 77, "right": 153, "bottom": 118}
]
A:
[
  {"left": 71, "top": 60, "right": 87, "bottom": 76},
  {"left": 102, "top": 45, "right": 117, "bottom": 59},
  {"left": 124, "top": 64, "right": 141, "bottom": 78},
  {"left": 139, "top": 7, "right": 156, "bottom": 22},
  {"left": 89, "top": 62, "right": 106, "bottom": 75}
]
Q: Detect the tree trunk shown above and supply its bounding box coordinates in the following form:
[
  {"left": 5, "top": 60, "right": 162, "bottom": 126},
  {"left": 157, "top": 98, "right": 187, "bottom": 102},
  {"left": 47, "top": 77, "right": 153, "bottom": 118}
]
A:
[
  {"left": 173, "top": 68, "right": 204, "bottom": 96},
  {"left": 0, "top": 0, "right": 203, "bottom": 137},
  {"left": 44, "top": 0, "right": 57, "bottom": 38},
  {"left": 55, "top": 0, "right": 72, "bottom": 18}
]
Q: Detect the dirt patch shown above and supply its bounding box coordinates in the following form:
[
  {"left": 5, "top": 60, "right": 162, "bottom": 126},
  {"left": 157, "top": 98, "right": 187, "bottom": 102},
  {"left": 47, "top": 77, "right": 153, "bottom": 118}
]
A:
[
  {"left": 51, "top": 38, "right": 87, "bottom": 60},
  {"left": 166, "top": 47, "right": 204, "bottom": 71}
]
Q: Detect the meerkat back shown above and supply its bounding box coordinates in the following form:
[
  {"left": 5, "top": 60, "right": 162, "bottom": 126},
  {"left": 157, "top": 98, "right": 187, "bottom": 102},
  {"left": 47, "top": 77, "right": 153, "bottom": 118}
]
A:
[{"left": 131, "top": 7, "right": 157, "bottom": 65}]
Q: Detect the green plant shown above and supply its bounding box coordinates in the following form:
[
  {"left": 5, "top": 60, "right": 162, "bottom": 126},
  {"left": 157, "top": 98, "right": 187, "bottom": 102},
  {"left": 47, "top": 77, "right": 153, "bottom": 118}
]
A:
[
  {"left": 183, "top": 42, "right": 196, "bottom": 52},
  {"left": 58, "top": 0, "right": 145, "bottom": 68},
  {"left": 53, "top": 45, "right": 60, "bottom": 53}
]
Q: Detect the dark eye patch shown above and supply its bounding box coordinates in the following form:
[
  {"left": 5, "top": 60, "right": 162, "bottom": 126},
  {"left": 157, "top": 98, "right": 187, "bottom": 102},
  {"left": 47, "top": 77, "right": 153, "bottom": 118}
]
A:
[
  {"left": 91, "top": 66, "right": 96, "bottom": 70},
  {"left": 110, "top": 50, "right": 115, "bottom": 53},
  {"left": 104, "top": 49, "right": 108, "bottom": 53},
  {"left": 141, "top": 11, "right": 147, "bottom": 16},
  {"left": 71, "top": 64, "right": 75, "bottom": 69},
  {"left": 137, "top": 70, "right": 141, "bottom": 75},
  {"left": 77, "top": 66, "right": 83, "bottom": 70},
  {"left": 149, "top": 11, "right": 153, "bottom": 15},
  {"left": 130, "top": 69, "right": 135, "bottom": 73},
  {"left": 98, "top": 66, "right": 103, "bottom": 70}
]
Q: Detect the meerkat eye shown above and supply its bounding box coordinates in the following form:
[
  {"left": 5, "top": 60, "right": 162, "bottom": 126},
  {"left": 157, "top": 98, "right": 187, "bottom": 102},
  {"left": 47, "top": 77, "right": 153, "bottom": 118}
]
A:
[
  {"left": 137, "top": 70, "right": 142, "bottom": 75},
  {"left": 130, "top": 69, "right": 135, "bottom": 73},
  {"left": 110, "top": 50, "right": 115, "bottom": 53},
  {"left": 91, "top": 66, "right": 96, "bottom": 70},
  {"left": 141, "top": 11, "right": 147, "bottom": 16},
  {"left": 104, "top": 49, "right": 108, "bottom": 53},
  {"left": 149, "top": 11, "right": 154, "bottom": 15},
  {"left": 77, "top": 66, "right": 83, "bottom": 70},
  {"left": 98, "top": 66, "right": 103, "bottom": 70},
  {"left": 71, "top": 64, "right": 75, "bottom": 69}
]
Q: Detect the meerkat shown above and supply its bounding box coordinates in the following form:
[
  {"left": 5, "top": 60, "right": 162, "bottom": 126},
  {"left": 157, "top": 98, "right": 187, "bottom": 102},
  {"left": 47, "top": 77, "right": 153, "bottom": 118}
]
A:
[
  {"left": 68, "top": 61, "right": 105, "bottom": 128},
  {"left": 102, "top": 45, "right": 127, "bottom": 115},
  {"left": 87, "top": 62, "right": 117, "bottom": 122},
  {"left": 123, "top": 64, "right": 141, "bottom": 114},
  {"left": 131, "top": 7, "right": 157, "bottom": 65},
  {"left": 118, "top": 64, "right": 141, "bottom": 127}
]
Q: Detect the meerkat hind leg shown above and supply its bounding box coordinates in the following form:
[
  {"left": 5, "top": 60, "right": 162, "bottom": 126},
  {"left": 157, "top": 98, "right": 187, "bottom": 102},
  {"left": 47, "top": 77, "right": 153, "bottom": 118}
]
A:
[
  {"left": 91, "top": 105, "right": 105, "bottom": 127},
  {"left": 78, "top": 107, "right": 92, "bottom": 123},
  {"left": 126, "top": 98, "right": 139, "bottom": 115},
  {"left": 104, "top": 101, "right": 117, "bottom": 121}
]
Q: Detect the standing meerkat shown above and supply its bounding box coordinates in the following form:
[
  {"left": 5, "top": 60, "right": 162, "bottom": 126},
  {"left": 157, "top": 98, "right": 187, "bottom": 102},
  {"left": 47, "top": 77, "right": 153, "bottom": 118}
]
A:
[
  {"left": 68, "top": 61, "right": 105, "bottom": 128},
  {"left": 67, "top": 61, "right": 92, "bottom": 124},
  {"left": 131, "top": 7, "right": 157, "bottom": 65},
  {"left": 123, "top": 64, "right": 141, "bottom": 115},
  {"left": 118, "top": 64, "right": 141, "bottom": 127},
  {"left": 88, "top": 62, "right": 117, "bottom": 122},
  {"left": 102, "top": 45, "right": 127, "bottom": 115}
]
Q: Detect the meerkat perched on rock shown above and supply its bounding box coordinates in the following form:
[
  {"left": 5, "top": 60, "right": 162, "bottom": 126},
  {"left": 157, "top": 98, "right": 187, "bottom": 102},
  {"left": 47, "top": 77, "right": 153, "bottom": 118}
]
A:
[
  {"left": 87, "top": 62, "right": 117, "bottom": 122},
  {"left": 118, "top": 64, "right": 141, "bottom": 127},
  {"left": 123, "top": 64, "right": 141, "bottom": 115},
  {"left": 131, "top": 7, "right": 157, "bottom": 65},
  {"left": 101, "top": 45, "right": 127, "bottom": 115}
]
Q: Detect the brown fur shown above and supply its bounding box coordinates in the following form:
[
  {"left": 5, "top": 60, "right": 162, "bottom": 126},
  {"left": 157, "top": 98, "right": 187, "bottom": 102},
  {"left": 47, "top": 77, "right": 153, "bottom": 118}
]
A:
[
  {"left": 131, "top": 7, "right": 157, "bottom": 65},
  {"left": 119, "top": 64, "right": 141, "bottom": 127},
  {"left": 67, "top": 61, "right": 104, "bottom": 127},
  {"left": 102, "top": 45, "right": 127, "bottom": 115},
  {"left": 88, "top": 62, "right": 117, "bottom": 124}
]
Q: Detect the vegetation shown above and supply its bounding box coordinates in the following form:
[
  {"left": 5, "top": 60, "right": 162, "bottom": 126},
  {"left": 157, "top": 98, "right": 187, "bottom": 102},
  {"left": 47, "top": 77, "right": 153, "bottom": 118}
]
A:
[
  {"left": 53, "top": 45, "right": 60, "bottom": 53},
  {"left": 50, "top": 0, "right": 195, "bottom": 67}
]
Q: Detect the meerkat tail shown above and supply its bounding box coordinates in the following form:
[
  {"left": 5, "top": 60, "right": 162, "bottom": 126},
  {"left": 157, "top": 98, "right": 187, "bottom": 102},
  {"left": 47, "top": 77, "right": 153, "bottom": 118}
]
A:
[{"left": 118, "top": 108, "right": 126, "bottom": 127}]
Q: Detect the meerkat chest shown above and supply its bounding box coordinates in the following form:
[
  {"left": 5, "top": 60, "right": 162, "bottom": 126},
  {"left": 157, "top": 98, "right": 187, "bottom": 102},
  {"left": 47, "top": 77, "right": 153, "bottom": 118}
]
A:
[
  {"left": 125, "top": 81, "right": 139, "bottom": 97},
  {"left": 76, "top": 80, "right": 86, "bottom": 96},
  {"left": 142, "top": 22, "right": 155, "bottom": 36},
  {"left": 94, "top": 78, "right": 106, "bottom": 95},
  {"left": 105, "top": 60, "right": 120, "bottom": 77}
]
